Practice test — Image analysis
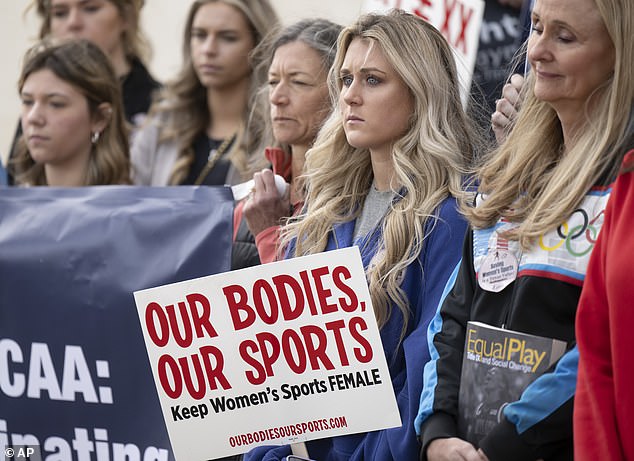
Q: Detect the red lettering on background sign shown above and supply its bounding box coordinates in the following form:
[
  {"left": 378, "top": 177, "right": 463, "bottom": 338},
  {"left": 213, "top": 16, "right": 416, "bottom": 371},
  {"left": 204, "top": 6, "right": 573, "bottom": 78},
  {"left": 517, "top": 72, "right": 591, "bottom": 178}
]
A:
[
  {"left": 239, "top": 317, "right": 373, "bottom": 385},
  {"left": 332, "top": 265, "right": 359, "bottom": 312},
  {"left": 311, "top": 266, "right": 337, "bottom": 314},
  {"left": 299, "top": 324, "right": 334, "bottom": 371},
  {"left": 441, "top": 0, "right": 457, "bottom": 37},
  {"left": 414, "top": 0, "right": 433, "bottom": 21},
  {"left": 455, "top": 3, "right": 474, "bottom": 54},
  {"left": 439, "top": 0, "right": 475, "bottom": 54},
  {"left": 350, "top": 317, "right": 373, "bottom": 363},
  {"left": 223, "top": 266, "right": 361, "bottom": 331},
  {"left": 375, "top": 0, "right": 476, "bottom": 55}
]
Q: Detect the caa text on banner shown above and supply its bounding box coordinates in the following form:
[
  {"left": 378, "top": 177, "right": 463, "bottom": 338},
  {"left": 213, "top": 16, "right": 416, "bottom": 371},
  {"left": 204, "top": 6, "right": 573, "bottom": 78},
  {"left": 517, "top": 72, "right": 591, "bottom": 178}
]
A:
[
  {"left": 134, "top": 246, "right": 401, "bottom": 460},
  {"left": 0, "top": 186, "right": 233, "bottom": 461}
]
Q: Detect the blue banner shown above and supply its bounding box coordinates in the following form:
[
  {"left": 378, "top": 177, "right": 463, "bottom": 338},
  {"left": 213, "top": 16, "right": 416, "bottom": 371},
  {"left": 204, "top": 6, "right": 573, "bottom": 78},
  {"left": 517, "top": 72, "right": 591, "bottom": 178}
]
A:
[
  {"left": 0, "top": 186, "right": 233, "bottom": 461},
  {"left": 0, "top": 164, "right": 6, "bottom": 186}
]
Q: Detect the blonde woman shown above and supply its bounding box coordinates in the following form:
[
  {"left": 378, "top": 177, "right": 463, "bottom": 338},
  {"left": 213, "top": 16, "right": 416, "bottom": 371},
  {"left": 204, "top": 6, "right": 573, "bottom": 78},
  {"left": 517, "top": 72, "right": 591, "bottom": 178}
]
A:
[
  {"left": 245, "top": 9, "right": 476, "bottom": 461},
  {"left": 416, "top": 0, "right": 633, "bottom": 459},
  {"left": 131, "top": 0, "right": 278, "bottom": 186},
  {"left": 11, "top": 39, "right": 130, "bottom": 186}
]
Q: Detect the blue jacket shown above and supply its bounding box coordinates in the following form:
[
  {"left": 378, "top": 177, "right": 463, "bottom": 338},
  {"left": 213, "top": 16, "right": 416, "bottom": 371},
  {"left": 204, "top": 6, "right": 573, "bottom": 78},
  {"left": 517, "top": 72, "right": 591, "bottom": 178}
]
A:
[{"left": 245, "top": 197, "right": 467, "bottom": 461}]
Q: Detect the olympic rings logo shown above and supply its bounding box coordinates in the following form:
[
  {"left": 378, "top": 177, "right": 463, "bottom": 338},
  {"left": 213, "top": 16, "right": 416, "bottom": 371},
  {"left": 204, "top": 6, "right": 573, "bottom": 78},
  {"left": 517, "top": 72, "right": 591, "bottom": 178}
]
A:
[{"left": 538, "top": 208, "right": 604, "bottom": 257}]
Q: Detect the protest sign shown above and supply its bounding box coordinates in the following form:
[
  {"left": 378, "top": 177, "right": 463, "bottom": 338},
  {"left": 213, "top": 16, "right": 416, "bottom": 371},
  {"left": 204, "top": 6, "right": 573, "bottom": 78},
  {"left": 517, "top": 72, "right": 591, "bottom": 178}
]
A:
[
  {"left": 361, "top": 0, "right": 485, "bottom": 104},
  {"left": 134, "top": 246, "right": 401, "bottom": 460},
  {"left": 0, "top": 186, "right": 234, "bottom": 461}
]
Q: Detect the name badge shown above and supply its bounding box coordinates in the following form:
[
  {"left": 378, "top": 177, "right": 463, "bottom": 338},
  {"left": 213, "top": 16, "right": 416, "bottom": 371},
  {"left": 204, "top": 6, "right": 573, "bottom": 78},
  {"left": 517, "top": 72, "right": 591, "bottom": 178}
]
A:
[{"left": 478, "top": 249, "right": 518, "bottom": 292}]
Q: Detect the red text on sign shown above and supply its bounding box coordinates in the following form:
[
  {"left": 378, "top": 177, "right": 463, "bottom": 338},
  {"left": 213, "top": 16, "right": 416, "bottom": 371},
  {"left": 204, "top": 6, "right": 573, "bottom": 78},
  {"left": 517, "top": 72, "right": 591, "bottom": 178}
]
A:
[
  {"left": 145, "top": 293, "right": 218, "bottom": 348},
  {"left": 240, "top": 317, "right": 373, "bottom": 385},
  {"left": 223, "top": 265, "right": 362, "bottom": 331},
  {"left": 157, "top": 345, "right": 231, "bottom": 400}
]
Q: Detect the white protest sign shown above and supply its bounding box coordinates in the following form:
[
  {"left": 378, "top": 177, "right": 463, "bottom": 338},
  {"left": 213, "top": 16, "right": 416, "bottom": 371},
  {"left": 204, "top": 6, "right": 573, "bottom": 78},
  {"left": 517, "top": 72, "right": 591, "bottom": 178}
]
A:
[
  {"left": 134, "top": 247, "right": 401, "bottom": 460},
  {"left": 361, "top": 0, "right": 485, "bottom": 105}
]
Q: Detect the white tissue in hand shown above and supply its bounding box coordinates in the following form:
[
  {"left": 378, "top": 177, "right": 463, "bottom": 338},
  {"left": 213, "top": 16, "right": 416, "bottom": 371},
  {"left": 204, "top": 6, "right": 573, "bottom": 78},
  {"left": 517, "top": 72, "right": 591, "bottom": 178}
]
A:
[{"left": 230, "top": 174, "right": 288, "bottom": 201}]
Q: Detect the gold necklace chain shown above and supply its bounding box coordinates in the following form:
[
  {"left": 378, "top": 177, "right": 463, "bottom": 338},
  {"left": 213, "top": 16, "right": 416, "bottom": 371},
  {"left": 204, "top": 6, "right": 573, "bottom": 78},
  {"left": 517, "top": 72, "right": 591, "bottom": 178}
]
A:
[{"left": 194, "top": 133, "right": 236, "bottom": 186}]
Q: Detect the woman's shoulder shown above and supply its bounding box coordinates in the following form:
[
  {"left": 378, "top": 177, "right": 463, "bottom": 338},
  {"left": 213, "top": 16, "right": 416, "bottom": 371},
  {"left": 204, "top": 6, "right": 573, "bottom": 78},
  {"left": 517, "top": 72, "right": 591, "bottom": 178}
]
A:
[
  {"left": 434, "top": 195, "right": 466, "bottom": 225},
  {"left": 131, "top": 116, "right": 161, "bottom": 148},
  {"left": 131, "top": 119, "right": 178, "bottom": 157},
  {"left": 130, "top": 117, "right": 180, "bottom": 186},
  {"left": 124, "top": 58, "right": 161, "bottom": 92},
  {"left": 618, "top": 149, "right": 634, "bottom": 176},
  {"left": 122, "top": 58, "right": 161, "bottom": 124},
  {"left": 418, "top": 195, "right": 468, "bottom": 256}
]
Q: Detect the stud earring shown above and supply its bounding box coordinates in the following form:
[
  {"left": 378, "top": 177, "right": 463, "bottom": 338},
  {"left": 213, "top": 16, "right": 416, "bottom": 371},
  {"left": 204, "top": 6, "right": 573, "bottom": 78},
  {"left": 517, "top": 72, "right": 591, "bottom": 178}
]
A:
[{"left": 91, "top": 131, "right": 101, "bottom": 144}]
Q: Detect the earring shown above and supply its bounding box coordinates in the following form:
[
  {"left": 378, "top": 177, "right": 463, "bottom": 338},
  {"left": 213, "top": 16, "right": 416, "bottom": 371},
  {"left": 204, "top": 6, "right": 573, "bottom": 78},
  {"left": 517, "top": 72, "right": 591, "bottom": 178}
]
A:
[{"left": 91, "top": 131, "right": 101, "bottom": 144}]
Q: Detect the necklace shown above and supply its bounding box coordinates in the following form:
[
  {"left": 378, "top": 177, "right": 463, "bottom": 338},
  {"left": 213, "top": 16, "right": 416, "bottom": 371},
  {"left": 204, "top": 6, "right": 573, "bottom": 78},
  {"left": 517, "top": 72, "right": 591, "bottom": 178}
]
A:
[{"left": 194, "top": 133, "right": 236, "bottom": 186}]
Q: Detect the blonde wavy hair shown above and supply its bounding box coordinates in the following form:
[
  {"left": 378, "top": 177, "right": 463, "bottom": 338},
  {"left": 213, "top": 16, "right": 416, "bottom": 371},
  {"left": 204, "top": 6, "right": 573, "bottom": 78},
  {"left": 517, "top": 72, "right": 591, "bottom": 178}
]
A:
[
  {"left": 281, "top": 10, "right": 475, "bottom": 332},
  {"left": 11, "top": 39, "right": 131, "bottom": 186},
  {"left": 148, "top": 0, "right": 278, "bottom": 185},
  {"left": 28, "top": 0, "right": 152, "bottom": 64},
  {"left": 467, "top": 0, "right": 634, "bottom": 249}
]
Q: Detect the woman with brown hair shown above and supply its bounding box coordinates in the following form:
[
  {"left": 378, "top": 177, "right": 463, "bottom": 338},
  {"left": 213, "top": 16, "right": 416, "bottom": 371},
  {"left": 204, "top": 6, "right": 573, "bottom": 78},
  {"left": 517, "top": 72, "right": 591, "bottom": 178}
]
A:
[
  {"left": 12, "top": 39, "right": 130, "bottom": 186},
  {"left": 29, "top": 0, "right": 159, "bottom": 125},
  {"left": 6, "top": 0, "right": 159, "bottom": 185},
  {"left": 131, "top": 0, "right": 278, "bottom": 186}
]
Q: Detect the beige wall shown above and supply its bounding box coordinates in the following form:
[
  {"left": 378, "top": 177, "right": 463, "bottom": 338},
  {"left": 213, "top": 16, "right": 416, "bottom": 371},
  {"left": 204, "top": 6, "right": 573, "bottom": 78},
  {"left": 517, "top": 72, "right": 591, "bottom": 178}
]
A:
[{"left": 0, "top": 0, "right": 363, "bottom": 166}]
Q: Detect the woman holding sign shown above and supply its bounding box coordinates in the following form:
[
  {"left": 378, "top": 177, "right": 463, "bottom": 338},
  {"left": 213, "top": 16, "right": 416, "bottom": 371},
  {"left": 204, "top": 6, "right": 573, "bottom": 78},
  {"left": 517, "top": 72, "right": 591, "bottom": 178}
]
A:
[
  {"left": 416, "top": 0, "right": 632, "bottom": 459},
  {"left": 245, "top": 9, "right": 476, "bottom": 461}
]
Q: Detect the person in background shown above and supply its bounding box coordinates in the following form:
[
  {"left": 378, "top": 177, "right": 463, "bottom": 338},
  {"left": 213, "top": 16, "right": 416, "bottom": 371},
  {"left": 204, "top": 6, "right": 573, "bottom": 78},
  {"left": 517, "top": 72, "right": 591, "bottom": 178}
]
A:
[
  {"left": 5, "top": 0, "right": 159, "bottom": 185},
  {"left": 29, "top": 0, "right": 159, "bottom": 126},
  {"left": 130, "top": 0, "right": 278, "bottom": 186},
  {"left": 574, "top": 113, "right": 634, "bottom": 461},
  {"left": 416, "top": 0, "right": 632, "bottom": 459},
  {"left": 245, "top": 9, "right": 477, "bottom": 461},
  {"left": 11, "top": 39, "right": 130, "bottom": 186},
  {"left": 231, "top": 18, "right": 342, "bottom": 270}
]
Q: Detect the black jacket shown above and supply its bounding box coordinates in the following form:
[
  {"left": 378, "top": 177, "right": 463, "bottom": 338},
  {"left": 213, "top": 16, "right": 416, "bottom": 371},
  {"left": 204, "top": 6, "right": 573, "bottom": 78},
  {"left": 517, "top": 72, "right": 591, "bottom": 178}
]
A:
[{"left": 416, "top": 183, "right": 614, "bottom": 461}]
